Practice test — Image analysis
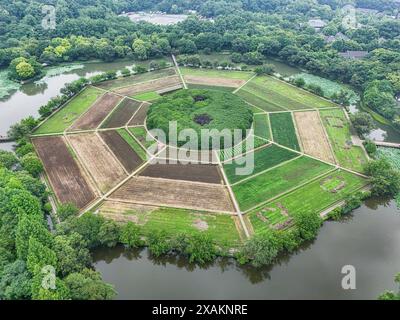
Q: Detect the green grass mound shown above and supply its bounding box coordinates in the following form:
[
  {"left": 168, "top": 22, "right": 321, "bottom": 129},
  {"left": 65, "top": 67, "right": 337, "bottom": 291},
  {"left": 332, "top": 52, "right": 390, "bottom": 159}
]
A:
[{"left": 147, "top": 89, "right": 253, "bottom": 149}]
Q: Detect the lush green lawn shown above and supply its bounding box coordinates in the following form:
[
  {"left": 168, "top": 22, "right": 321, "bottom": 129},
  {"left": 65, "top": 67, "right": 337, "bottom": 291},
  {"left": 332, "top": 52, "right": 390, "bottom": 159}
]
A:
[
  {"left": 133, "top": 91, "right": 161, "bottom": 101},
  {"left": 218, "top": 135, "right": 267, "bottom": 162},
  {"left": 181, "top": 67, "right": 254, "bottom": 80},
  {"left": 117, "top": 128, "right": 148, "bottom": 160},
  {"left": 253, "top": 113, "right": 271, "bottom": 140},
  {"left": 236, "top": 87, "right": 286, "bottom": 112},
  {"left": 96, "top": 67, "right": 176, "bottom": 90},
  {"left": 35, "top": 87, "right": 103, "bottom": 134},
  {"left": 232, "top": 156, "right": 333, "bottom": 211},
  {"left": 270, "top": 112, "right": 300, "bottom": 151},
  {"left": 100, "top": 205, "right": 242, "bottom": 247},
  {"left": 320, "top": 108, "right": 368, "bottom": 172},
  {"left": 249, "top": 76, "right": 338, "bottom": 110},
  {"left": 248, "top": 170, "right": 368, "bottom": 234},
  {"left": 376, "top": 147, "right": 400, "bottom": 171},
  {"left": 223, "top": 144, "right": 299, "bottom": 184}
]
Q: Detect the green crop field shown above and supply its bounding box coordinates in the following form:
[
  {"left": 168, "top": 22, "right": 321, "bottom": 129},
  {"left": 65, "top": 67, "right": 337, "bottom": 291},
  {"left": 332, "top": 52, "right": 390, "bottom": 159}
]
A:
[
  {"left": 248, "top": 170, "right": 368, "bottom": 234},
  {"left": 181, "top": 67, "right": 254, "bottom": 80},
  {"left": 232, "top": 156, "right": 333, "bottom": 211},
  {"left": 223, "top": 144, "right": 299, "bottom": 184},
  {"left": 253, "top": 113, "right": 271, "bottom": 140},
  {"left": 270, "top": 112, "right": 300, "bottom": 151},
  {"left": 218, "top": 135, "right": 267, "bottom": 162},
  {"left": 133, "top": 91, "right": 161, "bottom": 101},
  {"left": 236, "top": 86, "right": 287, "bottom": 112},
  {"left": 100, "top": 206, "right": 242, "bottom": 247},
  {"left": 35, "top": 87, "right": 103, "bottom": 134},
  {"left": 249, "top": 76, "right": 338, "bottom": 110},
  {"left": 320, "top": 108, "right": 368, "bottom": 172},
  {"left": 96, "top": 67, "right": 176, "bottom": 90},
  {"left": 117, "top": 128, "right": 148, "bottom": 160}
]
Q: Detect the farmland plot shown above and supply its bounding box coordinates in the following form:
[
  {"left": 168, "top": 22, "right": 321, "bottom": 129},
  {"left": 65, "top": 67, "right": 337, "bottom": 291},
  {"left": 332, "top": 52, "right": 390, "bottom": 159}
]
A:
[
  {"left": 184, "top": 75, "right": 246, "bottom": 88},
  {"left": 223, "top": 144, "right": 299, "bottom": 184},
  {"left": 95, "top": 68, "right": 176, "bottom": 90},
  {"left": 270, "top": 112, "right": 300, "bottom": 151},
  {"left": 236, "top": 87, "right": 286, "bottom": 112},
  {"left": 114, "top": 76, "right": 182, "bottom": 97},
  {"left": 99, "top": 201, "right": 243, "bottom": 245},
  {"left": 248, "top": 170, "right": 367, "bottom": 234},
  {"left": 252, "top": 76, "right": 337, "bottom": 110},
  {"left": 320, "top": 108, "right": 368, "bottom": 172},
  {"left": 101, "top": 99, "right": 142, "bottom": 128},
  {"left": 253, "top": 113, "right": 271, "bottom": 140},
  {"left": 294, "top": 111, "right": 335, "bottom": 163},
  {"left": 110, "top": 176, "right": 235, "bottom": 213},
  {"left": 140, "top": 162, "right": 223, "bottom": 184},
  {"left": 32, "top": 136, "right": 96, "bottom": 209},
  {"left": 232, "top": 156, "right": 333, "bottom": 211},
  {"left": 99, "top": 130, "right": 144, "bottom": 172},
  {"left": 218, "top": 135, "right": 268, "bottom": 162},
  {"left": 117, "top": 129, "right": 148, "bottom": 161},
  {"left": 68, "top": 133, "right": 127, "bottom": 192},
  {"left": 35, "top": 86, "right": 103, "bottom": 134},
  {"left": 181, "top": 68, "right": 253, "bottom": 80},
  {"left": 128, "top": 103, "right": 150, "bottom": 126},
  {"left": 69, "top": 93, "right": 122, "bottom": 131}
]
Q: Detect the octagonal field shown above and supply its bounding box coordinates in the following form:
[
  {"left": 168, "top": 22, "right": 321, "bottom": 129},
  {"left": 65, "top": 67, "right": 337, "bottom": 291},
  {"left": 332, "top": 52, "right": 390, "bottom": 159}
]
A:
[{"left": 31, "top": 61, "right": 369, "bottom": 247}]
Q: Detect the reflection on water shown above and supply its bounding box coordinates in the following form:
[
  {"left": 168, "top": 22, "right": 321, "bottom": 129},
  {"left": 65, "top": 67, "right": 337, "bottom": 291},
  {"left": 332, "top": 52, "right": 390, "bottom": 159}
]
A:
[{"left": 93, "top": 198, "right": 400, "bottom": 300}]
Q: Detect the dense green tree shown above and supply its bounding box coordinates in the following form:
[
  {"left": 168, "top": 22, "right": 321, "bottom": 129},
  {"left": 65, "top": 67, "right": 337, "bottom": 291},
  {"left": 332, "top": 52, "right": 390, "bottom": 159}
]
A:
[
  {"left": 0, "top": 260, "right": 32, "bottom": 300},
  {"left": 293, "top": 211, "right": 323, "bottom": 241},
  {"left": 0, "top": 151, "right": 19, "bottom": 170},
  {"left": 241, "top": 231, "right": 281, "bottom": 267},
  {"left": 20, "top": 153, "right": 43, "bottom": 177},
  {"left": 64, "top": 268, "right": 116, "bottom": 300},
  {"left": 148, "top": 230, "right": 171, "bottom": 257},
  {"left": 365, "top": 159, "right": 400, "bottom": 197},
  {"left": 120, "top": 222, "right": 142, "bottom": 248},
  {"left": 350, "top": 112, "right": 376, "bottom": 137},
  {"left": 184, "top": 233, "right": 216, "bottom": 264},
  {"left": 26, "top": 237, "right": 57, "bottom": 274}
]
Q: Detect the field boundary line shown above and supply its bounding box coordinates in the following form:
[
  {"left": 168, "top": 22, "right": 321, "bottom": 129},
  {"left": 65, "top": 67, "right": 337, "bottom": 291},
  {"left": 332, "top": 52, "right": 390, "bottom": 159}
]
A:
[
  {"left": 96, "top": 97, "right": 126, "bottom": 130},
  {"left": 92, "top": 85, "right": 142, "bottom": 103},
  {"left": 172, "top": 54, "right": 187, "bottom": 89},
  {"left": 267, "top": 113, "right": 274, "bottom": 142},
  {"left": 62, "top": 134, "right": 103, "bottom": 197},
  {"left": 240, "top": 86, "right": 290, "bottom": 111},
  {"left": 317, "top": 109, "right": 339, "bottom": 165},
  {"left": 126, "top": 101, "right": 146, "bottom": 126},
  {"left": 230, "top": 155, "right": 303, "bottom": 187},
  {"left": 243, "top": 101, "right": 268, "bottom": 113},
  {"left": 214, "top": 150, "right": 250, "bottom": 239},
  {"left": 242, "top": 167, "right": 339, "bottom": 214},
  {"left": 95, "top": 131, "right": 130, "bottom": 176},
  {"left": 233, "top": 74, "right": 256, "bottom": 94},
  {"left": 31, "top": 132, "right": 65, "bottom": 138},
  {"left": 291, "top": 111, "right": 304, "bottom": 153},
  {"left": 79, "top": 145, "right": 167, "bottom": 216},
  {"left": 64, "top": 90, "right": 107, "bottom": 133}
]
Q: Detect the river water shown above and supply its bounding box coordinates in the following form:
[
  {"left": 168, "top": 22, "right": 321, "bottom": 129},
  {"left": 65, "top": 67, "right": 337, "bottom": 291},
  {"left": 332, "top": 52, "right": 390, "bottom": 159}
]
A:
[{"left": 1, "top": 61, "right": 399, "bottom": 300}]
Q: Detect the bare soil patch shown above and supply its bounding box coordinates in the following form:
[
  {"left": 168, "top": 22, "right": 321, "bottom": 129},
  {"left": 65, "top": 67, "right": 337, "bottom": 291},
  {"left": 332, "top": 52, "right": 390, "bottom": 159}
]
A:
[
  {"left": 128, "top": 103, "right": 150, "bottom": 126},
  {"left": 32, "top": 136, "right": 96, "bottom": 209},
  {"left": 69, "top": 93, "right": 122, "bottom": 131},
  {"left": 110, "top": 176, "right": 235, "bottom": 213},
  {"left": 139, "top": 162, "right": 223, "bottom": 184},
  {"left": 157, "top": 147, "right": 217, "bottom": 164},
  {"left": 99, "top": 130, "right": 143, "bottom": 172},
  {"left": 184, "top": 75, "right": 246, "bottom": 88},
  {"left": 114, "top": 76, "right": 182, "bottom": 96},
  {"left": 193, "top": 219, "right": 209, "bottom": 231},
  {"left": 101, "top": 99, "right": 142, "bottom": 128},
  {"left": 294, "top": 111, "right": 335, "bottom": 163},
  {"left": 68, "top": 133, "right": 127, "bottom": 192}
]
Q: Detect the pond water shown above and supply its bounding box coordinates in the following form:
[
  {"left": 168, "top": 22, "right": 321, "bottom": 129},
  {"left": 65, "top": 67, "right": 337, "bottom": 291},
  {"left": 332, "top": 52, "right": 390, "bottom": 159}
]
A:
[
  {"left": 93, "top": 199, "right": 400, "bottom": 300},
  {"left": 0, "top": 60, "right": 137, "bottom": 136},
  {"left": 1, "top": 60, "right": 399, "bottom": 300}
]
